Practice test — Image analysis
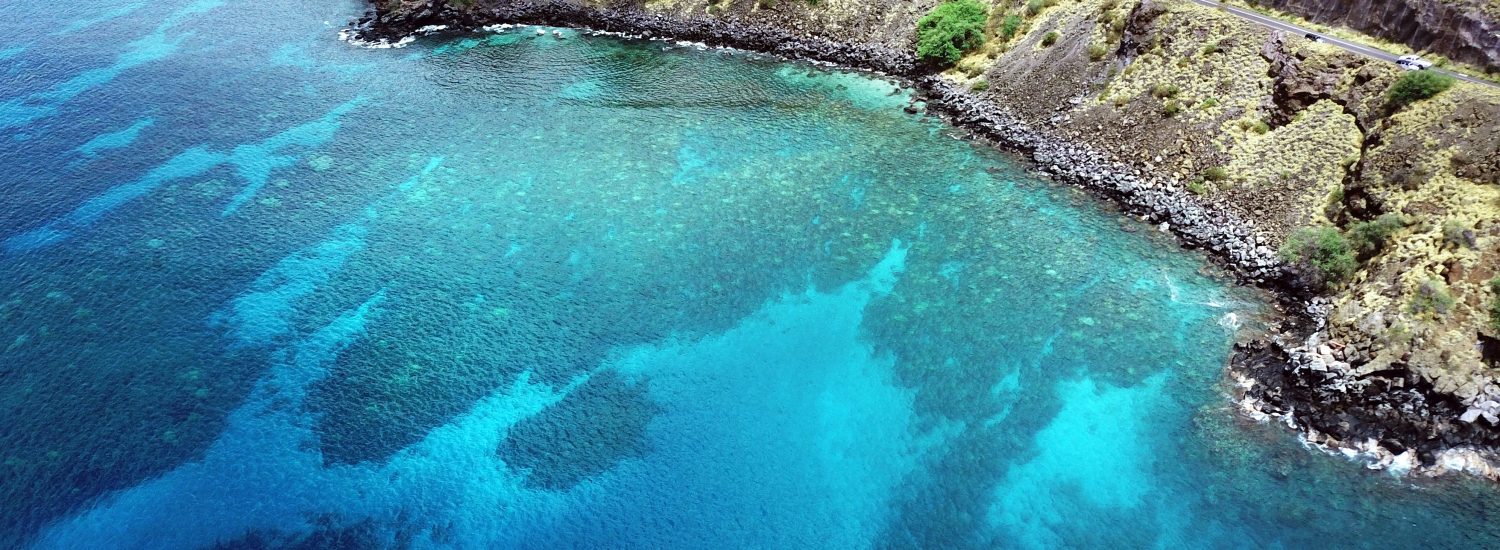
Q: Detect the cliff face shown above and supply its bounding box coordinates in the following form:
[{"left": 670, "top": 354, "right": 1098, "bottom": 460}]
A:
[{"left": 1253, "top": 0, "right": 1500, "bottom": 72}]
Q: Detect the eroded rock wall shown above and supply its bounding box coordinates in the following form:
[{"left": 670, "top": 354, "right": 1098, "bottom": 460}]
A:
[{"left": 1254, "top": 0, "right": 1500, "bottom": 71}]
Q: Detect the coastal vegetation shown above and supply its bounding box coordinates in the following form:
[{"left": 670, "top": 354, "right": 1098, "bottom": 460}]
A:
[
  {"left": 1346, "top": 213, "right": 1405, "bottom": 257},
  {"left": 1279, "top": 214, "right": 1404, "bottom": 287},
  {"left": 1088, "top": 43, "right": 1108, "bottom": 61},
  {"left": 999, "top": 15, "right": 1023, "bottom": 41},
  {"left": 1161, "top": 99, "right": 1182, "bottom": 116},
  {"left": 1385, "top": 70, "right": 1455, "bottom": 109},
  {"left": 1280, "top": 225, "right": 1357, "bottom": 287},
  {"left": 1410, "top": 278, "right": 1456, "bottom": 315},
  {"left": 916, "top": 0, "right": 988, "bottom": 66},
  {"left": 1491, "top": 276, "right": 1500, "bottom": 331}
]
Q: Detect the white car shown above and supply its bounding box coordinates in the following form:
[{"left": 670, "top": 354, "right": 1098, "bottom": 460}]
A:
[{"left": 1396, "top": 54, "right": 1433, "bottom": 70}]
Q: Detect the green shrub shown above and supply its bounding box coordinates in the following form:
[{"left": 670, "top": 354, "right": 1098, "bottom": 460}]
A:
[
  {"left": 916, "top": 0, "right": 989, "bottom": 66},
  {"left": 1442, "top": 219, "right": 1475, "bottom": 249},
  {"left": 1089, "top": 43, "right": 1109, "bottom": 61},
  {"left": 1200, "top": 97, "right": 1219, "bottom": 108},
  {"left": 1385, "top": 71, "right": 1455, "bottom": 110},
  {"left": 1201, "top": 40, "right": 1222, "bottom": 55},
  {"left": 1041, "top": 31, "right": 1060, "bottom": 47},
  {"left": 1237, "top": 118, "right": 1270, "bottom": 134},
  {"left": 1281, "top": 226, "right": 1358, "bottom": 288},
  {"left": 1187, "top": 180, "right": 1208, "bottom": 195},
  {"left": 1203, "top": 166, "right": 1229, "bottom": 181},
  {"left": 999, "top": 14, "right": 1023, "bottom": 41},
  {"left": 1151, "top": 83, "right": 1181, "bottom": 98},
  {"left": 970, "top": 78, "right": 990, "bottom": 91},
  {"left": 1410, "top": 278, "right": 1456, "bottom": 316},
  {"left": 1346, "top": 213, "right": 1405, "bottom": 256},
  {"left": 1489, "top": 276, "right": 1500, "bottom": 332},
  {"left": 1162, "top": 100, "right": 1182, "bottom": 116},
  {"left": 1026, "top": 0, "right": 1045, "bottom": 16}
]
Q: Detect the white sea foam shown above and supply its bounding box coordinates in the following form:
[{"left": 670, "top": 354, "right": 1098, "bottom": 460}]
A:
[
  {"left": 339, "top": 28, "right": 417, "bottom": 49},
  {"left": 1217, "top": 311, "right": 1241, "bottom": 330}
]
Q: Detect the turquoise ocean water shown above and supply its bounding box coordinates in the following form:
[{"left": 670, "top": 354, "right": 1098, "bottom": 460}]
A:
[{"left": 2, "top": 0, "right": 1499, "bottom": 547}]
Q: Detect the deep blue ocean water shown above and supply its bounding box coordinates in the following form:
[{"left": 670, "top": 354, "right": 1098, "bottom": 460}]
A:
[{"left": 3, "top": 0, "right": 1500, "bottom": 547}]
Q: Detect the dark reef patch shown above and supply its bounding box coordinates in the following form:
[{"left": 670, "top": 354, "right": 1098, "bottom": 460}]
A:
[
  {"left": 498, "top": 369, "right": 659, "bottom": 490},
  {"left": 211, "top": 518, "right": 392, "bottom": 549}
]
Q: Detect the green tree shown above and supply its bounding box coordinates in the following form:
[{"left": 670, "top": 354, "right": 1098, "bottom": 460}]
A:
[
  {"left": 1280, "top": 226, "right": 1358, "bottom": 288},
  {"left": 1385, "top": 71, "right": 1455, "bottom": 110},
  {"left": 916, "top": 0, "right": 989, "bottom": 66}
]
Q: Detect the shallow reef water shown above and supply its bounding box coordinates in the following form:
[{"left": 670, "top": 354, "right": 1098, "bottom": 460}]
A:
[{"left": 3, "top": 0, "right": 1500, "bottom": 548}]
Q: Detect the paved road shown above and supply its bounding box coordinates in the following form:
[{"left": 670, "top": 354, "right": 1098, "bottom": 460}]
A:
[{"left": 1187, "top": 0, "right": 1498, "bottom": 89}]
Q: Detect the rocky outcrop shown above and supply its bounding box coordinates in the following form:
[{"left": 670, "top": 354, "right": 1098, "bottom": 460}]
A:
[
  {"left": 1254, "top": 0, "right": 1500, "bottom": 71},
  {"left": 918, "top": 78, "right": 1290, "bottom": 285},
  {"left": 353, "top": 0, "right": 917, "bottom": 73},
  {"left": 1233, "top": 305, "right": 1500, "bottom": 478}
]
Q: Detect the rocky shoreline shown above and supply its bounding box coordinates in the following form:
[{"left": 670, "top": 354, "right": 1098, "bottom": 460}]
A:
[{"left": 346, "top": 0, "right": 1500, "bottom": 478}]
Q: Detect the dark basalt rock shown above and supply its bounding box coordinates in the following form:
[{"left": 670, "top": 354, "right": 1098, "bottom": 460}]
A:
[
  {"left": 352, "top": 0, "right": 915, "bottom": 74},
  {"left": 1236, "top": 331, "right": 1500, "bottom": 469},
  {"left": 1255, "top": 0, "right": 1500, "bottom": 73}
]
